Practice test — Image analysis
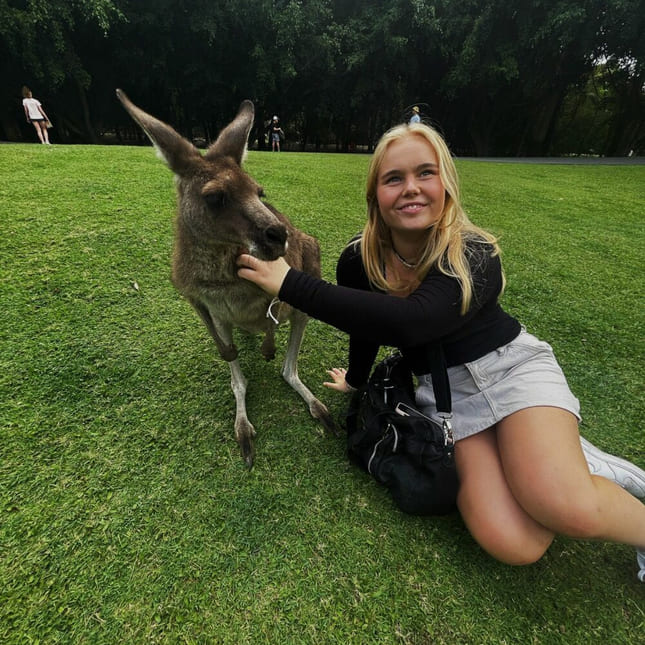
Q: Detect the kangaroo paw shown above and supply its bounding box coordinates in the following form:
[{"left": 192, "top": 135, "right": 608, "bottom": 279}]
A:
[
  {"left": 310, "top": 400, "right": 339, "bottom": 436},
  {"left": 239, "top": 436, "right": 256, "bottom": 469},
  {"left": 235, "top": 419, "right": 256, "bottom": 468}
]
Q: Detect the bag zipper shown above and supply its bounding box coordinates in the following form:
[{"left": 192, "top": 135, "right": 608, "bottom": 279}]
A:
[{"left": 395, "top": 402, "right": 455, "bottom": 447}]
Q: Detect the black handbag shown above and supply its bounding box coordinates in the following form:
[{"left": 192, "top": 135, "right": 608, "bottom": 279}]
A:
[{"left": 346, "top": 352, "right": 458, "bottom": 515}]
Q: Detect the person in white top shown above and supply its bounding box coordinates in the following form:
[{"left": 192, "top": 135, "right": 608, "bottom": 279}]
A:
[{"left": 22, "top": 86, "right": 51, "bottom": 144}]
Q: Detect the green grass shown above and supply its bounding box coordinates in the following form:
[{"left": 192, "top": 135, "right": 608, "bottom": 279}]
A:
[{"left": 1, "top": 144, "right": 643, "bottom": 644}]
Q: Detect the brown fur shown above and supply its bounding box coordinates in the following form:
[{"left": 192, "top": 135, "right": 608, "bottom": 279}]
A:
[{"left": 117, "top": 90, "right": 334, "bottom": 466}]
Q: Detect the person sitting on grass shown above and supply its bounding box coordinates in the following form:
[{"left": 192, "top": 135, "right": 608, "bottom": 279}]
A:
[{"left": 236, "top": 120, "right": 645, "bottom": 581}]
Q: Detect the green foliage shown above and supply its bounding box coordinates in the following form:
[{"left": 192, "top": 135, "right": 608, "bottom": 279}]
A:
[
  {"left": 0, "top": 0, "right": 123, "bottom": 84},
  {"left": 2, "top": 0, "right": 643, "bottom": 154},
  {"left": 1, "top": 145, "right": 644, "bottom": 643}
]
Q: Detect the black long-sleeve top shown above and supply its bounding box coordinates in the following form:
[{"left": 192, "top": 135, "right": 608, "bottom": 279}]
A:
[{"left": 278, "top": 237, "right": 521, "bottom": 388}]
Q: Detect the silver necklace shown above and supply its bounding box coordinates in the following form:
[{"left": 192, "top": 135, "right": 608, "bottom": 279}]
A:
[{"left": 392, "top": 247, "right": 420, "bottom": 269}]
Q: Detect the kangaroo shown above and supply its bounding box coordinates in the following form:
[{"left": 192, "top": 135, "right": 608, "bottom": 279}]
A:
[{"left": 116, "top": 89, "right": 334, "bottom": 467}]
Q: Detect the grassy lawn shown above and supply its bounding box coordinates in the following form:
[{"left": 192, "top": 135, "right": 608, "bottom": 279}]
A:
[{"left": 1, "top": 143, "right": 643, "bottom": 644}]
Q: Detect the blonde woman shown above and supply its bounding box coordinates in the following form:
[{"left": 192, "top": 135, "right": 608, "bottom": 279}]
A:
[
  {"left": 237, "top": 121, "right": 645, "bottom": 580},
  {"left": 22, "top": 86, "right": 51, "bottom": 144}
]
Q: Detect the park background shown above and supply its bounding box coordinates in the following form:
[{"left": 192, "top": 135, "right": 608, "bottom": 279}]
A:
[
  {"left": 2, "top": 2, "right": 644, "bottom": 643},
  {"left": 1, "top": 0, "right": 643, "bottom": 156}
]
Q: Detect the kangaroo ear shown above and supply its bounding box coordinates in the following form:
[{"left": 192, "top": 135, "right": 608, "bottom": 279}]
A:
[
  {"left": 116, "top": 88, "right": 201, "bottom": 175},
  {"left": 205, "top": 100, "right": 254, "bottom": 165}
]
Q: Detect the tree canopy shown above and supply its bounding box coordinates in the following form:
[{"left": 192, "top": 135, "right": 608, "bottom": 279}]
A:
[{"left": 2, "top": 0, "right": 643, "bottom": 155}]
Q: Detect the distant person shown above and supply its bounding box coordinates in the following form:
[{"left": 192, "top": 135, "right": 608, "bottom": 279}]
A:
[
  {"left": 409, "top": 105, "right": 421, "bottom": 124},
  {"left": 270, "top": 116, "right": 284, "bottom": 152},
  {"left": 22, "top": 86, "right": 51, "bottom": 144}
]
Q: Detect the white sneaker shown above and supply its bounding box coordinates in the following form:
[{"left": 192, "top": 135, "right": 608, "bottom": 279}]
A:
[
  {"left": 580, "top": 436, "right": 645, "bottom": 499},
  {"left": 637, "top": 549, "right": 645, "bottom": 582}
]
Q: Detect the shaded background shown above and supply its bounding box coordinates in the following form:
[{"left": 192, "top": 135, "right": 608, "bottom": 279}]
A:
[{"left": 2, "top": 0, "right": 643, "bottom": 156}]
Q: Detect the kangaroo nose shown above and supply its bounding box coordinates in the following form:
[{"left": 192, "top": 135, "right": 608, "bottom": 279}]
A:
[{"left": 265, "top": 224, "right": 288, "bottom": 247}]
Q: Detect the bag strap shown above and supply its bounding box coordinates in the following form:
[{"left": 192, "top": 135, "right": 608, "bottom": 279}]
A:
[
  {"left": 388, "top": 348, "right": 451, "bottom": 414},
  {"left": 426, "top": 345, "right": 451, "bottom": 415}
]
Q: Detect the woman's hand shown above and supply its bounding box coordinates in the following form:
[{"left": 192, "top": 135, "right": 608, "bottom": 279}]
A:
[
  {"left": 237, "top": 253, "right": 291, "bottom": 296},
  {"left": 323, "top": 367, "right": 355, "bottom": 393}
]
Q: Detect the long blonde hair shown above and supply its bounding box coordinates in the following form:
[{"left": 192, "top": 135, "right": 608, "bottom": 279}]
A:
[{"left": 361, "top": 122, "right": 502, "bottom": 314}]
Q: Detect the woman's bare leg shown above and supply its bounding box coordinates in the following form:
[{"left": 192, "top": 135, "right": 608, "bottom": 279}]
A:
[
  {"left": 36, "top": 121, "right": 50, "bottom": 143},
  {"left": 497, "top": 407, "right": 645, "bottom": 547},
  {"left": 455, "top": 428, "right": 555, "bottom": 565},
  {"left": 32, "top": 122, "right": 44, "bottom": 143}
]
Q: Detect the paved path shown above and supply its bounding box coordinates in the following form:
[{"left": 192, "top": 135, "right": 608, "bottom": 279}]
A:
[{"left": 458, "top": 156, "right": 645, "bottom": 165}]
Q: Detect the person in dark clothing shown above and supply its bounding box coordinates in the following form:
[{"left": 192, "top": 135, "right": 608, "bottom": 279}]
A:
[
  {"left": 237, "top": 121, "right": 645, "bottom": 580},
  {"left": 270, "top": 116, "right": 284, "bottom": 151}
]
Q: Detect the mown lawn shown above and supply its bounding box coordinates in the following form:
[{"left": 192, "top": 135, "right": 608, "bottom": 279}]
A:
[{"left": 1, "top": 143, "right": 643, "bottom": 644}]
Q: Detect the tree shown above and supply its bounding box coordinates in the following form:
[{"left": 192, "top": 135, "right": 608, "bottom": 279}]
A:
[
  {"left": 1, "top": 0, "right": 642, "bottom": 154},
  {"left": 328, "top": 0, "right": 443, "bottom": 151},
  {"left": 0, "top": 0, "right": 124, "bottom": 141},
  {"left": 434, "top": 0, "right": 607, "bottom": 155},
  {"left": 591, "top": 0, "right": 645, "bottom": 154}
]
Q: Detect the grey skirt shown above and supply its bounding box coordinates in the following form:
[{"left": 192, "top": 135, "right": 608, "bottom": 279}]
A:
[{"left": 415, "top": 329, "right": 581, "bottom": 442}]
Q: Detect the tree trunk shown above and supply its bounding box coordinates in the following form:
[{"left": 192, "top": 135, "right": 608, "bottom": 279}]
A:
[{"left": 76, "top": 78, "right": 98, "bottom": 144}]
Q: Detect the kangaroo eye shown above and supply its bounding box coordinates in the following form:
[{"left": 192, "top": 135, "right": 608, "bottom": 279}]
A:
[{"left": 203, "top": 191, "right": 227, "bottom": 209}]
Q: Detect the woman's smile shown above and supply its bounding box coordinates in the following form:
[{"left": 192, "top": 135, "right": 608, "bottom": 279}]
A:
[{"left": 397, "top": 201, "right": 427, "bottom": 214}]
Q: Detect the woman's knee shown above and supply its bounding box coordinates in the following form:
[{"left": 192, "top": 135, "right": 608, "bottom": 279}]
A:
[
  {"left": 485, "top": 537, "right": 550, "bottom": 567},
  {"left": 458, "top": 490, "right": 554, "bottom": 566},
  {"left": 462, "top": 517, "right": 552, "bottom": 565}
]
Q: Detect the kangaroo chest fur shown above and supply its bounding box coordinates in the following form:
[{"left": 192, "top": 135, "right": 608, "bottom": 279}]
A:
[
  {"left": 201, "top": 283, "right": 281, "bottom": 334},
  {"left": 172, "top": 238, "right": 289, "bottom": 333}
]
